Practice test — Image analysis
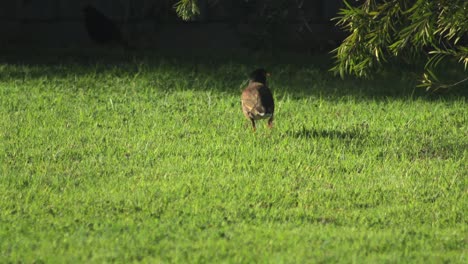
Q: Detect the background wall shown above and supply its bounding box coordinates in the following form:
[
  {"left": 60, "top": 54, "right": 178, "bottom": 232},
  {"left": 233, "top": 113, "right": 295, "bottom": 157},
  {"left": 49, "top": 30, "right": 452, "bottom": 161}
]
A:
[{"left": 0, "top": 0, "right": 345, "bottom": 52}]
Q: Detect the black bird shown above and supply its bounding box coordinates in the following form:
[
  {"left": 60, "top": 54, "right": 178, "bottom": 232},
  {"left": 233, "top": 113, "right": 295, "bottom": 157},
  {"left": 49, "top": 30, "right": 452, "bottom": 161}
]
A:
[
  {"left": 82, "top": 5, "right": 129, "bottom": 48},
  {"left": 241, "top": 68, "right": 275, "bottom": 131}
]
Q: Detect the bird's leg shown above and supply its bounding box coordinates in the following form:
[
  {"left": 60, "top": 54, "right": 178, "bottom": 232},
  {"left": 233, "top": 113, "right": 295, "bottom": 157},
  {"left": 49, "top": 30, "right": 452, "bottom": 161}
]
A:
[
  {"left": 250, "top": 119, "right": 256, "bottom": 132},
  {"left": 267, "top": 116, "right": 274, "bottom": 129}
]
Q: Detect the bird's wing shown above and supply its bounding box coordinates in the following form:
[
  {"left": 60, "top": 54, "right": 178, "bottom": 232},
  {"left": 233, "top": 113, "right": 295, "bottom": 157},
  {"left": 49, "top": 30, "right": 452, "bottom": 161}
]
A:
[
  {"left": 258, "top": 85, "right": 274, "bottom": 114},
  {"left": 242, "top": 83, "right": 266, "bottom": 116}
]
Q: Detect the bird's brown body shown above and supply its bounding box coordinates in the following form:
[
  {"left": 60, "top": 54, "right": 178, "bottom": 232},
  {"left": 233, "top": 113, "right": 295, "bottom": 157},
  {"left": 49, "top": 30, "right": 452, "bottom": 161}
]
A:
[{"left": 241, "top": 69, "right": 274, "bottom": 131}]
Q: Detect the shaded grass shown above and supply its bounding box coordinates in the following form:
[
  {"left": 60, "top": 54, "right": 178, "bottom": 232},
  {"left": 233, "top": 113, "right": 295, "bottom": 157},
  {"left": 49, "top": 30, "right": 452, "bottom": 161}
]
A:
[
  {"left": 3, "top": 47, "right": 466, "bottom": 99},
  {"left": 0, "top": 50, "right": 466, "bottom": 263}
]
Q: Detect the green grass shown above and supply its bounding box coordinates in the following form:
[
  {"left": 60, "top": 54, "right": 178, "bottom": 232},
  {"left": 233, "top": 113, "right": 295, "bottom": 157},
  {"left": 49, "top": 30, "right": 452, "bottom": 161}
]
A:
[{"left": 0, "top": 51, "right": 466, "bottom": 263}]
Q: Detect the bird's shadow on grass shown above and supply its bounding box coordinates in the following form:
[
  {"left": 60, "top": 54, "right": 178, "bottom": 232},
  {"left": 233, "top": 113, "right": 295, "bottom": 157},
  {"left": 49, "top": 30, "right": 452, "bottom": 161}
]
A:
[{"left": 285, "top": 126, "right": 369, "bottom": 141}]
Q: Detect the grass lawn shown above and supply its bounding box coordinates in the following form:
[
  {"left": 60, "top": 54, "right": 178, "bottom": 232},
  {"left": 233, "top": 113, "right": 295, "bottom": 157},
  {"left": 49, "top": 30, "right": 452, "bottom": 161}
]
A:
[{"left": 0, "top": 50, "right": 466, "bottom": 263}]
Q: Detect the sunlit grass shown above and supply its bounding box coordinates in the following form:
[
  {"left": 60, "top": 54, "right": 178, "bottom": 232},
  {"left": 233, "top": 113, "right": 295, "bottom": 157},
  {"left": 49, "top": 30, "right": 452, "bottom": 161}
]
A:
[{"left": 0, "top": 52, "right": 466, "bottom": 263}]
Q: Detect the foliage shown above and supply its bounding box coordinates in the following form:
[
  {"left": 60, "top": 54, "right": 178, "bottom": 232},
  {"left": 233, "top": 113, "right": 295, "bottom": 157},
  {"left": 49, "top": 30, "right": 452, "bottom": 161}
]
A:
[
  {"left": 331, "top": 0, "right": 468, "bottom": 90},
  {"left": 0, "top": 52, "right": 466, "bottom": 262},
  {"left": 173, "top": 0, "right": 201, "bottom": 21}
]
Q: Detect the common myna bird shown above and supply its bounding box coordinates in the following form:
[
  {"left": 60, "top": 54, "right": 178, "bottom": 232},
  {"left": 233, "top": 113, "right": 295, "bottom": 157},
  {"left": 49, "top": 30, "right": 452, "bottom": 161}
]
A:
[
  {"left": 241, "top": 68, "right": 275, "bottom": 131},
  {"left": 82, "top": 5, "right": 129, "bottom": 48}
]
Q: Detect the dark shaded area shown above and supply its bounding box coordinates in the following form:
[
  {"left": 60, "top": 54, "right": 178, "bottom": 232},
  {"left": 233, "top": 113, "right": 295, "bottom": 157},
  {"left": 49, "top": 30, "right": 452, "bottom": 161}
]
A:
[
  {"left": 0, "top": 0, "right": 344, "bottom": 52},
  {"left": 286, "top": 127, "right": 367, "bottom": 140},
  {"left": 0, "top": 47, "right": 466, "bottom": 101},
  {"left": 1, "top": 0, "right": 464, "bottom": 100},
  {"left": 82, "top": 5, "right": 128, "bottom": 48}
]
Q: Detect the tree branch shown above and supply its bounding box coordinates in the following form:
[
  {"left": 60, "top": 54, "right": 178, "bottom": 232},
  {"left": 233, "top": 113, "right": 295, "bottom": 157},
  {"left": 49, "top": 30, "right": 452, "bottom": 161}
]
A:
[{"left": 436, "top": 76, "right": 468, "bottom": 89}]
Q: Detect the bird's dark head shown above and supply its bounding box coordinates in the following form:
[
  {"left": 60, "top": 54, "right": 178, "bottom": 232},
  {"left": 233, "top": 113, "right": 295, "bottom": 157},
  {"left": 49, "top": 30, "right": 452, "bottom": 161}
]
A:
[{"left": 249, "top": 68, "right": 270, "bottom": 84}]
